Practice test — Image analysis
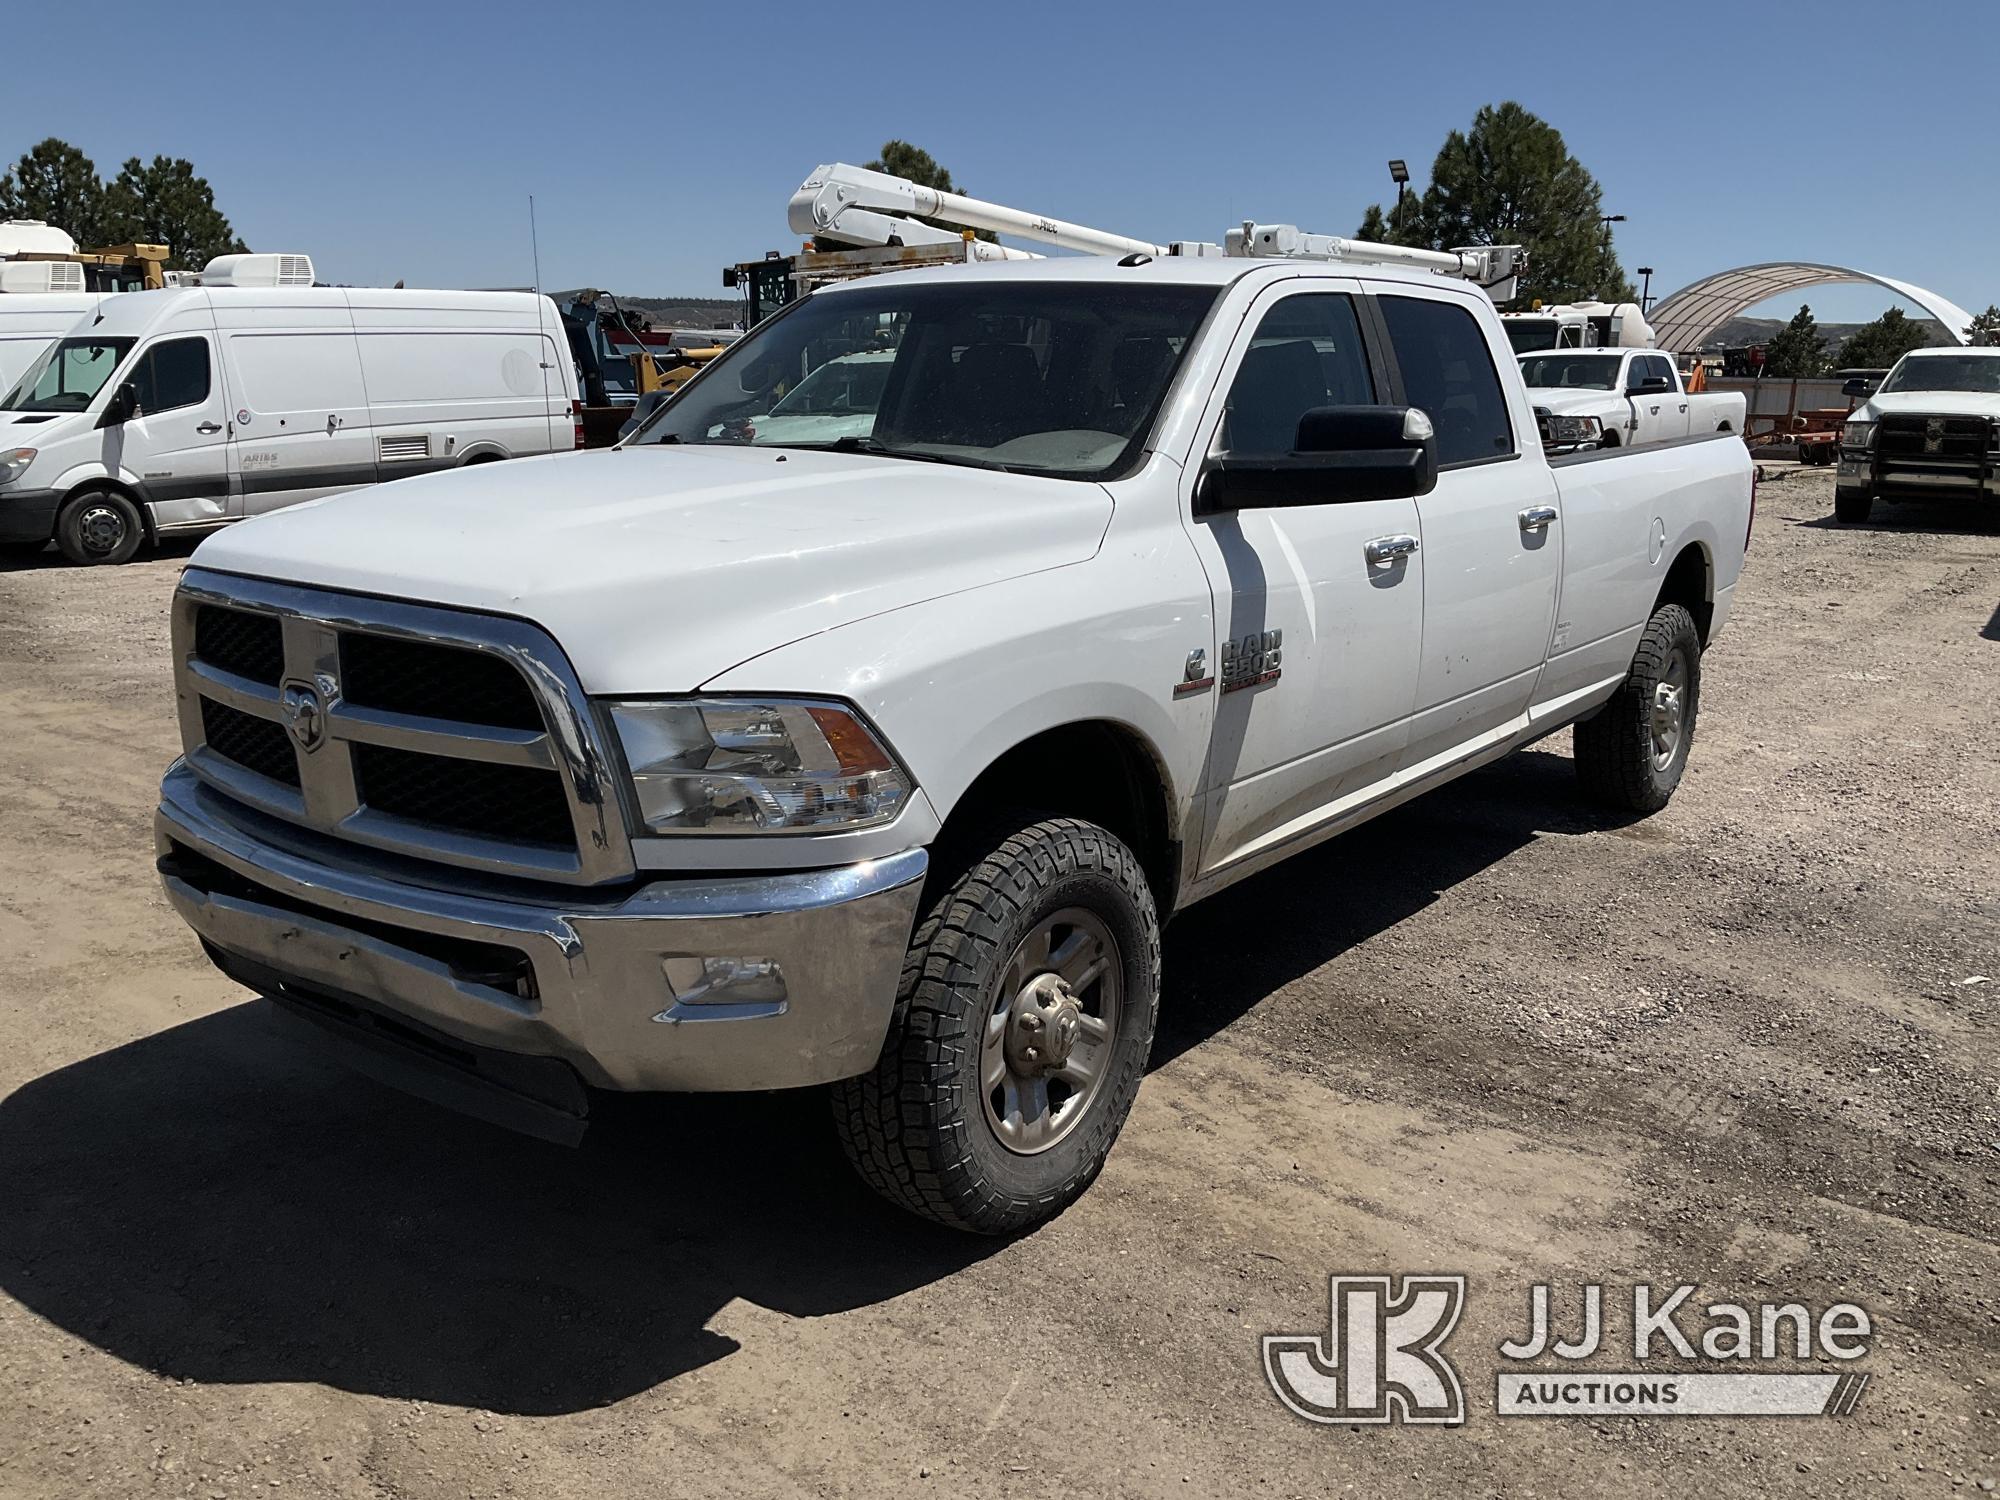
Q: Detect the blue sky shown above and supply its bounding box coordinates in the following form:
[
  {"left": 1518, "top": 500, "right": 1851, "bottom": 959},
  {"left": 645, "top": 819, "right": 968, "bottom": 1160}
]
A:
[{"left": 6, "top": 0, "right": 1995, "bottom": 328}]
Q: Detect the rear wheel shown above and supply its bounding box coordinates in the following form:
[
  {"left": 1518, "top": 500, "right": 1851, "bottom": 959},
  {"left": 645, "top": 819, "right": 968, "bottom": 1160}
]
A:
[
  {"left": 1834, "top": 486, "right": 1873, "bottom": 523},
  {"left": 831, "top": 816, "right": 1160, "bottom": 1234},
  {"left": 55, "top": 489, "right": 144, "bottom": 566},
  {"left": 1574, "top": 603, "right": 1701, "bottom": 814}
]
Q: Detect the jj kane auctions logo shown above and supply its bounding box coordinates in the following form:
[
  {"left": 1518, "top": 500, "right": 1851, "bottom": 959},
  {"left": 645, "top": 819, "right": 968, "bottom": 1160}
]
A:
[{"left": 1264, "top": 1276, "right": 1874, "bottom": 1425}]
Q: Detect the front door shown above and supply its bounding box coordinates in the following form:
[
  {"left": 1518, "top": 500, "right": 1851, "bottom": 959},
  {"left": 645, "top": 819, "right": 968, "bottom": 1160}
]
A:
[
  {"left": 1182, "top": 284, "right": 1425, "bottom": 880},
  {"left": 118, "top": 332, "right": 233, "bottom": 531},
  {"left": 1374, "top": 289, "right": 1562, "bottom": 768}
]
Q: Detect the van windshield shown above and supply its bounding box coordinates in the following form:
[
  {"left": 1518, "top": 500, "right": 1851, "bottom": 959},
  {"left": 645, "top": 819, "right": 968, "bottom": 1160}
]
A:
[
  {"left": 2, "top": 336, "right": 135, "bottom": 413},
  {"left": 632, "top": 279, "right": 1220, "bottom": 479}
]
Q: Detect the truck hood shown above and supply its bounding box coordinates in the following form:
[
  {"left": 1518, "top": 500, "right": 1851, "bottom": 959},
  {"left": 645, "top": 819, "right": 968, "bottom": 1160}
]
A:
[
  {"left": 1857, "top": 390, "right": 2000, "bottom": 423},
  {"left": 192, "top": 445, "right": 1113, "bottom": 693},
  {"left": 1524, "top": 388, "right": 1622, "bottom": 415}
]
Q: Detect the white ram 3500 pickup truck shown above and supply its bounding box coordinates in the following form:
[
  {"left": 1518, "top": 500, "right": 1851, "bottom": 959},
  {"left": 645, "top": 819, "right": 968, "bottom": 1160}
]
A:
[
  {"left": 1835, "top": 345, "right": 2000, "bottom": 523},
  {"left": 156, "top": 254, "right": 1752, "bottom": 1233},
  {"left": 1519, "top": 347, "right": 1745, "bottom": 450}
]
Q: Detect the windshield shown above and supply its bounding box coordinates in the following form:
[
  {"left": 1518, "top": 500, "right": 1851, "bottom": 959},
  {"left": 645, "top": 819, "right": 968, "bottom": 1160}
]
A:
[
  {"left": 1879, "top": 355, "right": 2000, "bottom": 395},
  {"left": 1517, "top": 353, "right": 1625, "bottom": 390},
  {"left": 2, "top": 336, "right": 136, "bottom": 413},
  {"left": 634, "top": 278, "right": 1221, "bottom": 479},
  {"left": 769, "top": 354, "right": 892, "bottom": 418},
  {"left": 1505, "top": 318, "right": 1560, "bottom": 354}
]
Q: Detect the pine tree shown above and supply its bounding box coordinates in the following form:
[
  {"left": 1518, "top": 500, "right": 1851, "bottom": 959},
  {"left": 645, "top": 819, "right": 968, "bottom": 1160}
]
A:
[
  {"left": 1838, "top": 308, "right": 1933, "bottom": 369},
  {"left": 101, "top": 156, "right": 246, "bottom": 270},
  {"left": 1762, "top": 305, "right": 1829, "bottom": 377},
  {"left": 1353, "top": 103, "right": 1632, "bottom": 305},
  {"left": 0, "top": 138, "right": 108, "bottom": 246}
]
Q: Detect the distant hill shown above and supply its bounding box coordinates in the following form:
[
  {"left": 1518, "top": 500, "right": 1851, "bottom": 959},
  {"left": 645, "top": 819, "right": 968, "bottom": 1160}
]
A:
[
  {"left": 1701, "top": 314, "right": 1954, "bottom": 353},
  {"left": 614, "top": 295, "right": 740, "bottom": 330}
]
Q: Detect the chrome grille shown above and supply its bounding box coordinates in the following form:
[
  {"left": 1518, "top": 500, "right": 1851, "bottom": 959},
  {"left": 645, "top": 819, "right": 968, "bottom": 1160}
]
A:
[{"left": 171, "top": 569, "right": 633, "bottom": 885}]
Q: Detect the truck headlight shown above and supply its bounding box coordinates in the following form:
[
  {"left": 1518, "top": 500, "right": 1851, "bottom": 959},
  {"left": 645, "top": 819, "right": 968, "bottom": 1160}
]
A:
[
  {"left": 1843, "top": 421, "right": 1875, "bottom": 450},
  {"left": 0, "top": 448, "right": 36, "bottom": 486},
  {"left": 1543, "top": 413, "right": 1603, "bottom": 447},
  {"left": 607, "top": 697, "right": 913, "bottom": 834}
]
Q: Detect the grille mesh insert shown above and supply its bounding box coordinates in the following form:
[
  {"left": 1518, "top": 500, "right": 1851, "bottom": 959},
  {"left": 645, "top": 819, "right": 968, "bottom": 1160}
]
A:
[
  {"left": 341, "top": 634, "right": 543, "bottom": 730},
  {"left": 201, "top": 698, "right": 300, "bottom": 787},
  {"left": 355, "top": 742, "right": 572, "bottom": 847},
  {"left": 194, "top": 605, "right": 285, "bottom": 686}
]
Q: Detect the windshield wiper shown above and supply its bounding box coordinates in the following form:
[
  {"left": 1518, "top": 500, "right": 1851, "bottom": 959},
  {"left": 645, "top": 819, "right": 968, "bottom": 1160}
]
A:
[{"left": 776, "top": 435, "right": 1011, "bottom": 471}]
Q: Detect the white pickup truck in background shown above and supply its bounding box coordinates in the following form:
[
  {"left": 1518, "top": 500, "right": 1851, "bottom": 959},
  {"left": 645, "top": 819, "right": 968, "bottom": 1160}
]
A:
[
  {"left": 152, "top": 233, "right": 1753, "bottom": 1235},
  {"left": 1835, "top": 346, "right": 2000, "bottom": 523},
  {"left": 1520, "top": 347, "right": 1746, "bottom": 450}
]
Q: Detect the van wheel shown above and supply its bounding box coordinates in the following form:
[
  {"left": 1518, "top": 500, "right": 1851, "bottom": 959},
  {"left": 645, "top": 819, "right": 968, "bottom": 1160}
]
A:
[
  {"left": 56, "top": 490, "right": 145, "bottom": 566},
  {"left": 1574, "top": 603, "right": 1701, "bottom": 814},
  {"left": 831, "top": 816, "right": 1160, "bottom": 1235}
]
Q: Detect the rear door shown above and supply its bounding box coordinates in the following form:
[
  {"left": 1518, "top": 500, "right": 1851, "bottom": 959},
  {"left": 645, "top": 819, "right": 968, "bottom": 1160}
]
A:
[
  {"left": 219, "top": 303, "right": 376, "bottom": 513},
  {"left": 1377, "top": 287, "right": 1562, "bottom": 767},
  {"left": 1182, "top": 281, "right": 1426, "bottom": 878}
]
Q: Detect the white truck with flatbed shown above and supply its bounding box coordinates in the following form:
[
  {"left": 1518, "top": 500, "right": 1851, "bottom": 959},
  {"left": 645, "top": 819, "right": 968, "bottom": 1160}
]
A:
[
  {"left": 1520, "top": 347, "right": 1746, "bottom": 450},
  {"left": 1835, "top": 346, "right": 2000, "bottom": 522},
  {"left": 153, "top": 218, "right": 1752, "bottom": 1235}
]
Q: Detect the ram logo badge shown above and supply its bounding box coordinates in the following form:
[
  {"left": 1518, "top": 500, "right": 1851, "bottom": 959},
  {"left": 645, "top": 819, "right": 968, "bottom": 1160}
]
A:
[{"left": 1222, "top": 629, "right": 1282, "bottom": 693}]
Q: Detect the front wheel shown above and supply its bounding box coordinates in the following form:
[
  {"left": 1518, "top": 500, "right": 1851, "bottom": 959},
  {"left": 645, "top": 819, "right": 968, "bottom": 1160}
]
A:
[
  {"left": 55, "top": 489, "right": 145, "bottom": 566},
  {"left": 832, "top": 816, "right": 1161, "bottom": 1234},
  {"left": 1834, "top": 486, "right": 1873, "bottom": 524},
  {"left": 1574, "top": 602, "right": 1701, "bottom": 814}
]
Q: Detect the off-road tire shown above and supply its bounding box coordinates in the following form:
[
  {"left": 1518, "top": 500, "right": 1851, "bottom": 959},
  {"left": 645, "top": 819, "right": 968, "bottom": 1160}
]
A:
[
  {"left": 1574, "top": 602, "right": 1701, "bottom": 814},
  {"left": 55, "top": 489, "right": 144, "bottom": 566},
  {"left": 1834, "top": 486, "right": 1873, "bottom": 524},
  {"left": 831, "top": 816, "right": 1161, "bottom": 1235}
]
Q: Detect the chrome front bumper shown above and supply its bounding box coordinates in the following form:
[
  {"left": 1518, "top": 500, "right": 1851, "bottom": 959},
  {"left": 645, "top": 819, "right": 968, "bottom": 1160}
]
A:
[{"left": 156, "top": 762, "right": 928, "bottom": 1096}]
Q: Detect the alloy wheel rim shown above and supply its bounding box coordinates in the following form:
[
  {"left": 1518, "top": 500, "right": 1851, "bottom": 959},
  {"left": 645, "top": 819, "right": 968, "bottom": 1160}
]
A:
[
  {"left": 1651, "top": 649, "right": 1688, "bottom": 771},
  {"left": 980, "top": 907, "right": 1122, "bottom": 1156}
]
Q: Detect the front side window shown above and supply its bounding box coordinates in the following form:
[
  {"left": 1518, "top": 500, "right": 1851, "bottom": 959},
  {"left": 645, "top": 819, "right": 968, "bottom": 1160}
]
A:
[
  {"left": 635, "top": 279, "right": 1220, "bottom": 480},
  {"left": 1218, "top": 293, "right": 1375, "bottom": 455},
  {"left": 130, "top": 337, "right": 212, "bottom": 415},
  {"left": 0, "top": 336, "right": 136, "bottom": 413},
  {"left": 1381, "top": 295, "right": 1515, "bottom": 467}
]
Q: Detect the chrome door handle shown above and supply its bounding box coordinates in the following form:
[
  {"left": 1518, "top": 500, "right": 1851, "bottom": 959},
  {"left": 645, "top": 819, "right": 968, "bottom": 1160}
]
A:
[
  {"left": 1519, "top": 505, "right": 1559, "bottom": 532},
  {"left": 1364, "top": 534, "right": 1420, "bottom": 565},
  {"left": 195, "top": 421, "right": 222, "bottom": 434}
]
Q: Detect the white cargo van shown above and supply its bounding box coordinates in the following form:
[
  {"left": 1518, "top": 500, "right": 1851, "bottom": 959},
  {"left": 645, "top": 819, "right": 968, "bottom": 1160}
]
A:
[
  {"left": 0, "top": 279, "right": 581, "bottom": 563},
  {"left": 0, "top": 291, "right": 108, "bottom": 398}
]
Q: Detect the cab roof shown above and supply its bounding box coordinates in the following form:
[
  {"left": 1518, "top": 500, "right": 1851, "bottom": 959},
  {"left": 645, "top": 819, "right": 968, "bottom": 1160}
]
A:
[{"left": 810, "top": 252, "right": 1490, "bottom": 297}]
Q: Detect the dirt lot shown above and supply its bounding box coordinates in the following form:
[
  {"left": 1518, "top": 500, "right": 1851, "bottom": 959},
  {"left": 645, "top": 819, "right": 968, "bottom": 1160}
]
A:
[{"left": 0, "top": 469, "right": 1994, "bottom": 1499}]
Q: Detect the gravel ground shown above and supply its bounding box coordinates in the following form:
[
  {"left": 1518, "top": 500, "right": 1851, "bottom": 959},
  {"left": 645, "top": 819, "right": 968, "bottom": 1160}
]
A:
[{"left": 0, "top": 469, "right": 1994, "bottom": 1499}]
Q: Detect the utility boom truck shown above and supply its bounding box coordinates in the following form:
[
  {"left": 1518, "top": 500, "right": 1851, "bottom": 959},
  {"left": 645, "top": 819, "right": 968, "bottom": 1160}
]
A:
[{"left": 154, "top": 168, "right": 1749, "bottom": 1235}]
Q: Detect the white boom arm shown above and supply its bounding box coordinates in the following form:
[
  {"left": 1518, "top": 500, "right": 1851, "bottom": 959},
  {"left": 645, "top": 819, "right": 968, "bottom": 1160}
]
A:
[
  {"left": 785, "top": 163, "right": 1523, "bottom": 299},
  {"left": 790, "top": 163, "right": 1163, "bottom": 259}
]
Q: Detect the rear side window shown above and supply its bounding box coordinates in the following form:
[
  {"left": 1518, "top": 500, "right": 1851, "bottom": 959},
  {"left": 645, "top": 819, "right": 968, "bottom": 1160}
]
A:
[
  {"left": 1220, "top": 293, "right": 1375, "bottom": 455},
  {"left": 1380, "top": 295, "right": 1514, "bottom": 467},
  {"left": 130, "top": 337, "right": 211, "bottom": 415}
]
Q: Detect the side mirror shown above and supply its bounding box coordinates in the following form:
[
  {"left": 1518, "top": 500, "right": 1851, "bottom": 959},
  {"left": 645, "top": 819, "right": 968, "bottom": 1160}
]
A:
[
  {"left": 1195, "top": 405, "right": 1438, "bottom": 514},
  {"left": 1841, "top": 377, "right": 1877, "bottom": 399},
  {"left": 1630, "top": 374, "right": 1673, "bottom": 395},
  {"left": 97, "top": 381, "right": 139, "bottom": 428}
]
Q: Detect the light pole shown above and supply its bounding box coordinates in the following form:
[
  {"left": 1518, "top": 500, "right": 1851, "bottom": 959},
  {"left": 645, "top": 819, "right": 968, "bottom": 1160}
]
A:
[
  {"left": 1598, "top": 215, "right": 1625, "bottom": 298},
  {"left": 1636, "top": 266, "right": 1655, "bottom": 313},
  {"left": 1388, "top": 159, "right": 1410, "bottom": 236}
]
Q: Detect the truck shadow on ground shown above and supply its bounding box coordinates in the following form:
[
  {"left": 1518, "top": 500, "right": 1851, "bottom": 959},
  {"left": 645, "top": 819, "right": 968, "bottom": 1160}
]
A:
[{"left": 0, "top": 748, "right": 1609, "bottom": 1415}]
